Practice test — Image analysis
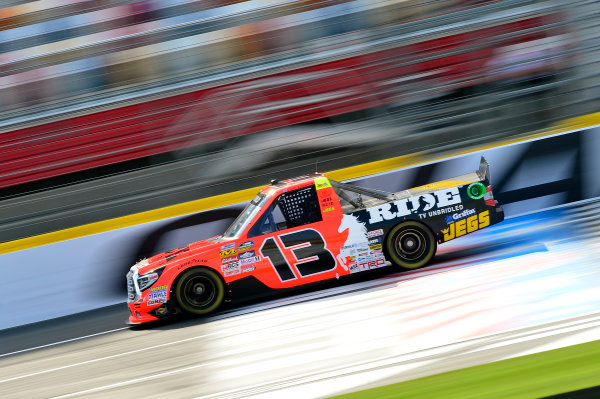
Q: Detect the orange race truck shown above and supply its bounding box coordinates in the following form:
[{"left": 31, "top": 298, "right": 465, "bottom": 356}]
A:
[{"left": 127, "top": 157, "right": 503, "bottom": 324}]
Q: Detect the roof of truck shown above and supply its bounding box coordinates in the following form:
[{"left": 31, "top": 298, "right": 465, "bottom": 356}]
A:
[{"left": 267, "top": 173, "right": 326, "bottom": 188}]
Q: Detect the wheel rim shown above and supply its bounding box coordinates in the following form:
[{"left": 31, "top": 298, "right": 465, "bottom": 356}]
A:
[
  {"left": 395, "top": 229, "right": 426, "bottom": 261},
  {"left": 183, "top": 276, "right": 216, "bottom": 308}
]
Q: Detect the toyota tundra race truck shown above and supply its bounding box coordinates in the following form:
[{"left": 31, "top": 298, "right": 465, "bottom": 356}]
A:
[{"left": 127, "top": 157, "right": 503, "bottom": 324}]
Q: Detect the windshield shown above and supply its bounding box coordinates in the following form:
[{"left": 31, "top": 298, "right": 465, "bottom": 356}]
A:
[{"left": 223, "top": 192, "right": 269, "bottom": 238}]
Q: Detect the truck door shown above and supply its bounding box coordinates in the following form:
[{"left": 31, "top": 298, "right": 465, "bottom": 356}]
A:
[{"left": 246, "top": 183, "right": 345, "bottom": 288}]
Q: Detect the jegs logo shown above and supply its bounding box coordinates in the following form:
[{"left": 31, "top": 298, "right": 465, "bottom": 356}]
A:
[
  {"left": 367, "top": 188, "right": 462, "bottom": 223},
  {"left": 442, "top": 210, "right": 490, "bottom": 241}
]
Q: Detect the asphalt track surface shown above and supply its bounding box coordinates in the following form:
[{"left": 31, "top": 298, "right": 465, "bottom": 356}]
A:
[{"left": 2, "top": 201, "right": 600, "bottom": 399}]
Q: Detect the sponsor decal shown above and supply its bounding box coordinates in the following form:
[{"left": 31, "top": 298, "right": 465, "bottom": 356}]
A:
[
  {"left": 155, "top": 306, "right": 168, "bottom": 315},
  {"left": 423, "top": 204, "right": 464, "bottom": 218},
  {"left": 358, "top": 258, "right": 386, "bottom": 271},
  {"left": 338, "top": 245, "right": 358, "bottom": 271},
  {"left": 369, "top": 258, "right": 386, "bottom": 269},
  {"left": 240, "top": 256, "right": 261, "bottom": 265},
  {"left": 342, "top": 255, "right": 356, "bottom": 267},
  {"left": 237, "top": 240, "right": 254, "bottom": 252},
  {"left": 149, "top": 291, "right": 167, "bottom": 300},
  {"left": 355, "top": 242, "right": 368, "bottom": 252},
  {"left": 222, "top": 262, "right": 239, "bottom": 271},
  {"left": 323, "top": 207, "right": 335, "bottom": 213},
  {"left": 445, "top": 208, "right": 476, "bottom": 225},
  {"left": 314, "top": 177, "right": 332, "bottom": 190},
  {"left": 368, "top": 238, "right": 382, "bottom": 250},
  {"left": 344, "top": 256, "right": 357, "bottom": 265},
  {"left": 367, "top": 229, "right": 383, "bottom": 238},
  {"left": 224, "top": 266, "right": 241, "bottom": 277},
  {"left": 442, "top": 210, "right": 490, "bottom": 241},
  {"left": 239, "top": 250, "right": 256, "bottom": 259},
  {"left": 358, "top": 262, "right": 370, "bottom": 271},
  {"left": 467, "top": 182, "right": 486, "bottom": 200},
  {"left": 221, "top": 242, "right": 235, "bottom": 251},
  {"left": 220, "top": 248, "right": 237, "bottom": 258},
  {"left": 221, "top": 255, "right": 238, "bottom": 264},
  {"left": 177, "top": 259, "right": 200, "bottom": 270},
  {"left": 242, "top": 265, "right": 256, "bottom": 273},
  {"left": 148, "top": 285, "right": 168, "bottom": 305},
  {"left": 148, "top": 298, "right": 167, "bottom": 306},
  {"left": 320, "top": 195, "right": 335, "bottom": 208},
  {"left": 367, "top": 188, "right": 462, "bottom": 223}
]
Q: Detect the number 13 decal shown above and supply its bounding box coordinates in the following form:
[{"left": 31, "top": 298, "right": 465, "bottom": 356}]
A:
[{"left": 260, "top": 228, "right": 337, "bottom": 282}]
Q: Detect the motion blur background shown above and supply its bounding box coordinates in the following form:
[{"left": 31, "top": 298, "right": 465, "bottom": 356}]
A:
[{"left": 1, "top": 0, "right": 599, "bottom": 243}]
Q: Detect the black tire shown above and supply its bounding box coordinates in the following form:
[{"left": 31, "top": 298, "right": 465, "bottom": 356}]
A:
[
  {"left": 385, "top": 221, "right": 436, "bottom": 270},
  {"left": 174, "top": 268, "right": 225, "bottom": 315}
]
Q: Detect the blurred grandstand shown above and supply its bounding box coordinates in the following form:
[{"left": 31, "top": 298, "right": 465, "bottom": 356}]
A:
[{"left": 0, "top": 0, "right": 599, "bottom": 242}]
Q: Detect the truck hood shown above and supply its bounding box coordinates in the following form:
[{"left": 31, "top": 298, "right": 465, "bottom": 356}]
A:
[{"left": 133, "top": 237, "right": 228, "bottom": 275}]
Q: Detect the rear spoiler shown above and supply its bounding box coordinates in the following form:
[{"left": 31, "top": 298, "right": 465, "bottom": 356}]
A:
[{"left": 477, "top": 156, "right": 492, "bottom": 184}]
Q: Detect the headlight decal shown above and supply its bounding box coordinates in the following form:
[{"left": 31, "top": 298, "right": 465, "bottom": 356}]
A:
[
  {"left": 137, "top": 273, "right": 159, "bottom": 291},
  {"left": 136, "top": 266, "right": 165, "bottom": 292}
]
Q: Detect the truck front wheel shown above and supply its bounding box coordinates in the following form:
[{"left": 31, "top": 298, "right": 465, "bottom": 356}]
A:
[
  {"left": 174, "top": 268, "right": 225, "bottom": 315},
  {"left": 385, "top": 221, "right": 436, "bottom": 270}
]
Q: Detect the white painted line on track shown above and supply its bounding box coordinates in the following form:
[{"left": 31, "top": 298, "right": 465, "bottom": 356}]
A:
[
  {"left": 0, "top": 332, "right": 218, "bottom": 384},
  {"left": 0, "top": 327, "right": 128, "bottom": 359},
  {"left": 47, "top": 362, "right": 212, "bottom": 399}
]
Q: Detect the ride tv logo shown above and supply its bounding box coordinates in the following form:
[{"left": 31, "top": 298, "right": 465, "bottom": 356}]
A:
[{"left": 366, "top": 188, "right": 461, "bottom": 223}]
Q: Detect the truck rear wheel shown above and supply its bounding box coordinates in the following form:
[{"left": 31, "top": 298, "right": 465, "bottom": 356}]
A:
[
  {"left": 174, "top": 268, "right": 225, "bottom": 315},
  {"left": 385, "top": 221, "right": 436, "bottom": 270}
]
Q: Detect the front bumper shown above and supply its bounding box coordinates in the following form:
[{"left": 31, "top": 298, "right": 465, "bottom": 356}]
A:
[
  {"left": 127, "top": 302, "right": 159, "bottom": 324},
  {"left": 126, "top": 269, "right": 173, "bottom": 324},
  {"left": 127, "top": 301, "right": 174, "bottom": 324}
]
